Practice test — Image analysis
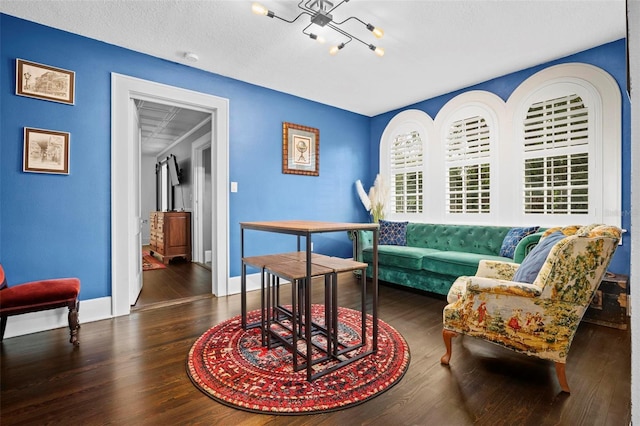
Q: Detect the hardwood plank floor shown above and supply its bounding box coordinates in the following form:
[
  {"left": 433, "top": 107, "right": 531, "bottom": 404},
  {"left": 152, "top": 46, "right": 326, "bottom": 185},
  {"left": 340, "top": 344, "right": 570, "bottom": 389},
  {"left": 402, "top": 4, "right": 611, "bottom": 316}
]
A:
[
  {"left": 135, "top": 250, "right": 212, "bottom": 310},
  {"left": 1, "top": 273, "right": 631, "bottom": 425}
]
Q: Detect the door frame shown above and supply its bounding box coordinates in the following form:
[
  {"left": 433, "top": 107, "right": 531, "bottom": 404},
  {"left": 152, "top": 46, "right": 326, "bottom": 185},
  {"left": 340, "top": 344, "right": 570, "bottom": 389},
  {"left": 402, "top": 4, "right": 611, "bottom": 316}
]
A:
[
  {"left": 111, "top": 73, "right": 230, "bottom": 317},
  {"left": 191, "top": 134, "right": 211, "bottom": 264}
]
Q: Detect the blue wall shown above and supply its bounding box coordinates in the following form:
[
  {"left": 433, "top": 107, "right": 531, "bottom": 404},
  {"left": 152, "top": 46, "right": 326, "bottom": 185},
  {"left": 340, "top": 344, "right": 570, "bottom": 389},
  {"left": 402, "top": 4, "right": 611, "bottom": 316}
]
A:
[
  {"left": 369, "top": 39, "right": 631, "bottom": 275},
  {"left": 0, "top": 14, "right": 371, "bottom": 299},
  {"left": 0, "top": 14, "right": 630, "bottom": 302}
]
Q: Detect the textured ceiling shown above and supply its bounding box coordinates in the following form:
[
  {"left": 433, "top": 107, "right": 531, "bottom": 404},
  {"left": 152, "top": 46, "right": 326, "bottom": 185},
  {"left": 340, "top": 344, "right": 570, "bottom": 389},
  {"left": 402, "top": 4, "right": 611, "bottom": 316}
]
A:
[
  {"left": 0, "top": 0, "right": 627, "bottom": 146},
  {"left": 135, "top": 100, "right": 210, "bottom": 155}
]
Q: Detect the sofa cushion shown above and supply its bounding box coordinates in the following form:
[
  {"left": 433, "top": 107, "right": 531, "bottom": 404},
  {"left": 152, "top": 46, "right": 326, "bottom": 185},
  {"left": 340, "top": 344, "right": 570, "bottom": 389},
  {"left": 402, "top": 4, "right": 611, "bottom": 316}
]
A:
[
  {"left": 512, "top": 231, "right": 566, "bottom": 284},
  {"left": 499, "top": 226, "right": 540, "bottom": 258},
  {"left": 378, "top": 219, "right": 408, "bottom": 246},
  {"left": 421, "top": 251, "right": 512, "bottom": 277},
  {"left": 363, "top": 246, "right": 439, "bottom": 270}
]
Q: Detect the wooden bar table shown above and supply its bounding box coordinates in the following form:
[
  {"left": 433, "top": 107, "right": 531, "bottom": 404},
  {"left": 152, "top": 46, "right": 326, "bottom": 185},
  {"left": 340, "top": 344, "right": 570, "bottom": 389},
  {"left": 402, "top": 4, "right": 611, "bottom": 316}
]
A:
[{"left": 239, "top": 220, "right": 379, "bottom": 381}]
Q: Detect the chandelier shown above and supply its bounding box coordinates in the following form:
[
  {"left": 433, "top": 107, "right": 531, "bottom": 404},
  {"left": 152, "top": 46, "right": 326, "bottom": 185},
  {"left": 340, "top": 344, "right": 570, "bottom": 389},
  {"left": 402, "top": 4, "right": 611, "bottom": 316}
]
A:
[{"left": 251, "top": 0, "right": 385, "bottom": 57}]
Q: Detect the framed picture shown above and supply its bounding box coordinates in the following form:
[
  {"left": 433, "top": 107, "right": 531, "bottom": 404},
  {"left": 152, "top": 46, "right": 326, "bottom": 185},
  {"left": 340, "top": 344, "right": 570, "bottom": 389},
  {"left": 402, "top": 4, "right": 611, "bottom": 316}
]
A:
[
  {"left": 23, "top": 127, "right": 70, "bottom": 175},
  {"left": 16, "top": 59, "right": 75, "bottom": 105},
  {"left": 282, "top": 122, "right": 319, "bottom": 176}
]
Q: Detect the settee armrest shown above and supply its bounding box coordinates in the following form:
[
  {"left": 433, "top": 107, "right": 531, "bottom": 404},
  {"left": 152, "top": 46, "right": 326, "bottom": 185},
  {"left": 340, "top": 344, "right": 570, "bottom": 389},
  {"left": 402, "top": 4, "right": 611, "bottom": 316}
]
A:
[
  {"left": 476, "top": 259, "right": 520, "bottom": 280},
  {"left": 348, "top": 230, "right": 373, "bottom": 262},
  {"left": 467, "top": 276, "right": 541, "bottom": 298},
  {"left": 513, "top": 231, "right": 545, "bottom": 263}
]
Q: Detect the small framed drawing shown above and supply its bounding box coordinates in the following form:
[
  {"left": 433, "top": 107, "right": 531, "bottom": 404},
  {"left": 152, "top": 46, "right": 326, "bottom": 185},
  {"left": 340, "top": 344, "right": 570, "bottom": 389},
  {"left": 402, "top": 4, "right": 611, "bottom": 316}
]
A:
[
  {"left": 23, "top": 127, "right": 70, "bottom": 175},
  {"left": 16, "top": 59, "right": 75, "bottom": 105},
  {"left": 282, "top": 122, "right": 319, "bottom": 176}
]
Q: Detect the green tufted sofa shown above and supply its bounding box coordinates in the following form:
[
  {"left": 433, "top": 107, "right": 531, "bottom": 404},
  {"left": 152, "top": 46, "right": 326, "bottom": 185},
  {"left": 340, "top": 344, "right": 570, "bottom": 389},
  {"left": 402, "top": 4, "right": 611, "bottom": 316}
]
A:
[{"left": 355, "top": 223, "right": 544, "bottom": 296}]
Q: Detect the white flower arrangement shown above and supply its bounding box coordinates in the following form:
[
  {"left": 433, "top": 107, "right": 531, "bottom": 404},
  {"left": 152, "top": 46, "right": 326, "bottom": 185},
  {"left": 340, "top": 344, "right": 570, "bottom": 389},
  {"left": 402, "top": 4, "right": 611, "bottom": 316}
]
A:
[{"left": 355, "top": 174, "right": 388, "bottom": 223}]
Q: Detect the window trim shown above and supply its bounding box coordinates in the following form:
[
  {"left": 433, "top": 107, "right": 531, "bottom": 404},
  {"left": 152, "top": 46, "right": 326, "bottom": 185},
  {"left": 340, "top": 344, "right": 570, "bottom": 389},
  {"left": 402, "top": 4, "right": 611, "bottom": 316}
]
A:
[
  {"left": 434, "top": 91, "right": 505, "bottom": 224},
  {"left": 508, "top": 63, "right": 621, "bottom": 228}
]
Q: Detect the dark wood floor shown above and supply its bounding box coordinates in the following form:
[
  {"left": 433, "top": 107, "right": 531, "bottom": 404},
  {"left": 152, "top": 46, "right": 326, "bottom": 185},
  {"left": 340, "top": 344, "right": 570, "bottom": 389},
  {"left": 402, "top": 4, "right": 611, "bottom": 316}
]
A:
[
  {"left": 1, "top": 267, "right": 631, "bottom": 425},
  {"left": 135, "top": 250, "right": 212, "bottom": 310}
]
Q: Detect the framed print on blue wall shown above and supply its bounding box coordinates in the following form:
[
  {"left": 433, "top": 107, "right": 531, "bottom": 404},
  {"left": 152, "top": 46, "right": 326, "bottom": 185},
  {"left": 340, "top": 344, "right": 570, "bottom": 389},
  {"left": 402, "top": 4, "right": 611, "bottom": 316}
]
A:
[
  {"left": 23, "top": 127, "right": 70, "bottom": 175},
  {"left": 16, "top": 59, "right": 75, "bottom": 105},
  {"left": 282, "top": 122, "right": 319, "bottom": 176}
]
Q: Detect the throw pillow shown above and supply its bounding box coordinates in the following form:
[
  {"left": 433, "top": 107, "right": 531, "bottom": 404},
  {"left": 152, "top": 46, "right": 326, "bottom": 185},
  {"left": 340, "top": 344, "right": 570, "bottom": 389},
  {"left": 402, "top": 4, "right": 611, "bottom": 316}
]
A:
[
  {"left": 378, "top": 220, "right": 408, "bottom": 246},
  {"left": 512, "top": 231, "right": 566, "bottom": 284},
  {"left": 499, "top": 226, "right": 540, "bottom": 258}
]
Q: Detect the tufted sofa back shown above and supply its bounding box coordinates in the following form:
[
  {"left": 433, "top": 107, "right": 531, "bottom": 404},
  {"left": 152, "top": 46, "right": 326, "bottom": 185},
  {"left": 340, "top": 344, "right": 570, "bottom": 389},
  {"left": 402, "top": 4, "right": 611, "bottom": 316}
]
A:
[{"left": 405, "top": 223, "right": 511, "bottom": 256}]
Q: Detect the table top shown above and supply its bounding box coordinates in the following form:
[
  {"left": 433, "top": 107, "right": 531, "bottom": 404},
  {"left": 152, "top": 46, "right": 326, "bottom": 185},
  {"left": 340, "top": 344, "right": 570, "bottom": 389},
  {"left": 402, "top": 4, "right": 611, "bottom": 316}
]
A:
[{"left": 240, "top": 220, "right": 379, "bottom": 233}]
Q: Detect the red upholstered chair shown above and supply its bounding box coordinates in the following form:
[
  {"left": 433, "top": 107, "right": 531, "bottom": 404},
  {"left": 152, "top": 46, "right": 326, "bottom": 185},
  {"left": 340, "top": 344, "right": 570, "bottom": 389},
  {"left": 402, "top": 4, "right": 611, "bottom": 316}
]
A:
[{"left": 0, "top": 264, "right": 80, "bottom": 345}]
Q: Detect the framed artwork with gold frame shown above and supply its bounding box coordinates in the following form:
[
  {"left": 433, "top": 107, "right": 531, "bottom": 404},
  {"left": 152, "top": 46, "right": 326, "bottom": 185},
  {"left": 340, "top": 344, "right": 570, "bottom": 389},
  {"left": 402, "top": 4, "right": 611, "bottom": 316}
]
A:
[{"left": 282, "top": 122, "right": 319, "bottom": 176}]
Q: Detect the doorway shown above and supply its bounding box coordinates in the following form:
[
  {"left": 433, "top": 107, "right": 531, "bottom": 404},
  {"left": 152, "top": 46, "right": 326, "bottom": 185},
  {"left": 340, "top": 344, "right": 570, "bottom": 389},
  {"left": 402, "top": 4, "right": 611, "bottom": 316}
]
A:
[
  {"left": 111, "top": 73, "right": 230, "bottom": 317},
  {"left": 134, "top": 101, "right": 212, "bottom": 309}
]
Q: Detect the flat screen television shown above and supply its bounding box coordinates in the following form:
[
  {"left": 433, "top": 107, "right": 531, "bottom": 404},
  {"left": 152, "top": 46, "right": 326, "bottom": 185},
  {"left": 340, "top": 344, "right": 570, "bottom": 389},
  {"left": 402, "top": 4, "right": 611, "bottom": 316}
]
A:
[{"left": 168, "top": 154, "right": 180, "bottom": 186}]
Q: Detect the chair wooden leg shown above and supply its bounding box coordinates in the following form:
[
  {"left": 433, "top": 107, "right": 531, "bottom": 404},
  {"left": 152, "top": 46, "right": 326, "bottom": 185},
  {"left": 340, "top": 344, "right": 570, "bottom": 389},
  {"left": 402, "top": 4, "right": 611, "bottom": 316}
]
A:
[
  {"left": 1, "top": 315, "right": 7, "bottom": 341},
  {"left": 555, "top": 362, "right": 570, "bottom": 393},
  {"left": 441, "top": 329, "right": 457, "bottom": 365},
  {"left": 68, "top": 300, "right": 80, "bottom": 346}
]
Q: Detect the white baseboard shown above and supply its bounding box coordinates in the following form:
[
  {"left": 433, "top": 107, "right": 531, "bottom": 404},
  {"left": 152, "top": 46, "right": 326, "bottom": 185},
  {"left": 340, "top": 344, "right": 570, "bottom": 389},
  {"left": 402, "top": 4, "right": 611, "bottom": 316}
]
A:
[
  {"left": 227, "top": 272, "right": 261, "bottom": 295},
  {"left": 3, "top": 272, "right": 290, "bottom": 339},
  {"left": 3, "top": 297, "right": 112, "bottom": 339}
]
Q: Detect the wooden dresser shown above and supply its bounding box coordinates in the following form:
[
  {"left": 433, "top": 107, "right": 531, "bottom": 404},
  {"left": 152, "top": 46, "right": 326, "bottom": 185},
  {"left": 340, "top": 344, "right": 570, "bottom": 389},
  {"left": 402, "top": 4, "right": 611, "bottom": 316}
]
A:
[{"left": 149, "top": 211, "right": 191, "bottom": 264}]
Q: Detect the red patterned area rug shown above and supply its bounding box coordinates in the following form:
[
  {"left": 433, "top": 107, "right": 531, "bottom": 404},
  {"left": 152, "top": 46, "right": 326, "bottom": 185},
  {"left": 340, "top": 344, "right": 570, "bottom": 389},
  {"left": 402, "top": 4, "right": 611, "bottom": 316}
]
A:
[
  {"left": 142, "top": 250, "right": 166, "bottom": 271},
  {"left": 187, "top": 305, "right": 410, "bottom": 415}
]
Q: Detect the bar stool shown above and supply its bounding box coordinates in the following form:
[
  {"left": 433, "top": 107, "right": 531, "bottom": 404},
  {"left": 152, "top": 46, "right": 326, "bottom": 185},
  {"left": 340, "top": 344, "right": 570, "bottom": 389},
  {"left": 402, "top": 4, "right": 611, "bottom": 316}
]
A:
[
  {"left": 264, "top": 259, "right": 333, "bottom": 372},
  {"left": 241, "top": 254, "right": 294, "bottom": 341},
  {"left": 311, "top": 257, "right": 368, "bottom": 357}
]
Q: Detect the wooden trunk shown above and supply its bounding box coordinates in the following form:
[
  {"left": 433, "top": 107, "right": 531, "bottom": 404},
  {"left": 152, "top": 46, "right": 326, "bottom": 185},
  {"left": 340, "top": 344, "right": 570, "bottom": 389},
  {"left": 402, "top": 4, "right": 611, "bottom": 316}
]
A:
[{"left": 583, "top": 272, "right": 628, "bottom": 330}]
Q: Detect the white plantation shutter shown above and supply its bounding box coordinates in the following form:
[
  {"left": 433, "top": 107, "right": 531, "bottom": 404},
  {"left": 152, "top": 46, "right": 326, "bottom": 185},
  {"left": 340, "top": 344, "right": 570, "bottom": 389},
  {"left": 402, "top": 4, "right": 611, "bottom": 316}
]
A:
[
  {"left": 445, "top": 116, "right": 491, "bottom": 213},
  {"left": 523, "top": 94, "right": 590, "bottom": 215},
  {"left": 390, "top": 130, "right": 423, "bottom": 213}
]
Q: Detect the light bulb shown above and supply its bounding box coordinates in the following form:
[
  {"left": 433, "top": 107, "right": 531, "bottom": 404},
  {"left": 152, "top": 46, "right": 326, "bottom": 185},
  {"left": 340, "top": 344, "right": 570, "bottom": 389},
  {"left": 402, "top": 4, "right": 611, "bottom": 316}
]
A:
[
  {"left": 309, "top": 33, "right": 326, "bottom": 44},
  {"left": 366, "top": 23, "right": 384, "bottom": 39},
  {"left": 251, "top": 3, "right": 269, "bottom": 16},
  {"left": 369, "top": 44, "right": 384, "bottom": 57},
  {"left": 329, "top": 43, "right": 345, "bottom": 56}
]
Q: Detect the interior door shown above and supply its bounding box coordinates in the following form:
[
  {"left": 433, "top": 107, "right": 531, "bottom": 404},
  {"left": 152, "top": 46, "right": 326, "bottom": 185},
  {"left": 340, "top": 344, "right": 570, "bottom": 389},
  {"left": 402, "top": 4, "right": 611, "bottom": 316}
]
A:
[{"left": 129, "top": 99, "right": 143, "bottom": 305}]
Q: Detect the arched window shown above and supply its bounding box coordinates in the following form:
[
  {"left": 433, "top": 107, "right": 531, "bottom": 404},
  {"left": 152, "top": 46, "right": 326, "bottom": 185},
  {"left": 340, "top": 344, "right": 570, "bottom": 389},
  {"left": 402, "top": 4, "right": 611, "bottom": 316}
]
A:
[
  {"left": 445, "top": 114, "right": 492, "bottom": 214},
  {"left": 435, "top": 91, "right": 504, "bottom": 223},
  {"left": 522, "top": 93, "right": 589, "bottom": 215},
  {"left": 380, "top": 110, "right": 433, "bottom": 219},
  {"left": 509, "top": 63, "right": 621, "bottom": 227}
]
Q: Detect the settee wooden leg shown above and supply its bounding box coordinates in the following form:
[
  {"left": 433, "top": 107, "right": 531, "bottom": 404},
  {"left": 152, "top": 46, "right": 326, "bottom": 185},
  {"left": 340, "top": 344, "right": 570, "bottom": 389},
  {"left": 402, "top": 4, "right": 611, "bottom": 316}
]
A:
[
  {"left": 555, "top": 362, "right": 570, "bottom": 393},
  {"left": 68, "top": 300, "right": 80, "bottom": 346},
  {"left": 441, "top": 329, "right": 457, "bottom": 365}
]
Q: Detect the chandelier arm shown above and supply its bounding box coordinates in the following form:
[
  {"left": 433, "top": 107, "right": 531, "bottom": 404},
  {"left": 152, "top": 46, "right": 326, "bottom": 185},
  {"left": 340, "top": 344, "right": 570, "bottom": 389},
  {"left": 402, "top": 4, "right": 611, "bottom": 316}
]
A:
[
  {"left": 273, "top": 10, "right": 310, "bottom": 24},
  {"left": 332, "top": 15, "right": 364, "bottom": 26},
  {"left": 327, "top": 22, "right": 366, "bottom": 46},
  {"left": 301, "top": 22, "right": 315, "bottom": 36},
  {"left": 326, "top": 0, "right": 350, "bottom": 14},
  {"left": 298, "top": 0, "right": 317, "bottom": 14}
]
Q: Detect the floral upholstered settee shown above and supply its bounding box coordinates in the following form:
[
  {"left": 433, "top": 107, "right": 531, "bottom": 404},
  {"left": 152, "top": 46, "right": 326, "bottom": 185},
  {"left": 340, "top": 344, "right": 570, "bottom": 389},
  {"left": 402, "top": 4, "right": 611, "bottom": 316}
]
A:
[{"left": 440, "top": 224, "right": 622, "bottom": 393}]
